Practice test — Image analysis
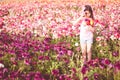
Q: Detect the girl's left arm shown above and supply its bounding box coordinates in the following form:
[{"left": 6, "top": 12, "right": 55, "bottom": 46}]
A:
[
  {"left": 89, "top": 19, "right": 95, "bottom": 32},
  {"left": 88, "top": 25, "right": 95, "bottom": 32}
]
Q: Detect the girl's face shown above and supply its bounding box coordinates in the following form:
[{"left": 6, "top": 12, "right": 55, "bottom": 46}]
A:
[{"left": 84, "top": 10, "right": 91, "bottom": 18}]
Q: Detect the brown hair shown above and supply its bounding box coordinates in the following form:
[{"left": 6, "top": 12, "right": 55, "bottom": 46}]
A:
[{"left": 83, "top": 5, "right": 94, "bottom": 19}]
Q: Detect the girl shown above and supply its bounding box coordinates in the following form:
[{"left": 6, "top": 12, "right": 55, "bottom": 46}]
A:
[{"left": 73, "top": 5, "right": 95, "bottom": 63}]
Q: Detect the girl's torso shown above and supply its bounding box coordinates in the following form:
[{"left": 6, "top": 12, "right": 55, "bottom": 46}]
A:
[{"left": 80, "top": 18, "right": 94, "bottom": 39}]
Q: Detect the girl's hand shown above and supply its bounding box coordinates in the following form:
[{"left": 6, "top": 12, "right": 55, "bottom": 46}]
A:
[
  {"left": 84, "top": 18, "right": 94, "bottom": 26},
  {"left": 72, "top": 16, "right": 83, "bottom": 26}
]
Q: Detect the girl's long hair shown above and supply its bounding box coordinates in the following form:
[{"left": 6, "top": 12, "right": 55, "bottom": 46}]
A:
[{"left": 83, "top": 5, "right": 94, "bottom": 20}]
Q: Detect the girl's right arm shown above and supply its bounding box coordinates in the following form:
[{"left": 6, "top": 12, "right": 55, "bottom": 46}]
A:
[{"left": 72, "top": 16, "right": 83, "bottom": 26}]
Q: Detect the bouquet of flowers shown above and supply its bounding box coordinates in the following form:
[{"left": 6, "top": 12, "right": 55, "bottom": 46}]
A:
[{"left": 85, "top": 18, "right": 94, "bottom": 26}]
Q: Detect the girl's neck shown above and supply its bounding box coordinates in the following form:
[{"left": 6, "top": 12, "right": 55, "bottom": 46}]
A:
[{"left": 85, "top": 16, "right": 90, "bottom": 18}]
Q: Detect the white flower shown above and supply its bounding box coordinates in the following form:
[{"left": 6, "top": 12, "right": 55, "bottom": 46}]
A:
[
  {"left": 75, "top": 42, "right": 79, "bottom": 46},
  {"left": 110, "top": 35, "right": 116, "bottom": 40},
  {"left": 0, "top": 63, "right": 4, "bottom": 68},
  {"left": 72, "top": 26, "right": 75, "bottom": 30},
  {"left": 33, "top": 30, "right": 37, "bottom": 34}
]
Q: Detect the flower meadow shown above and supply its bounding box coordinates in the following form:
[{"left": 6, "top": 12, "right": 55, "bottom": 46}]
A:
[{"left": 0, "top": 0, "right": 120, "bottom": 80}]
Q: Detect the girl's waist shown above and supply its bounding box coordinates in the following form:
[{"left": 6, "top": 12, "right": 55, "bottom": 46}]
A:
[
  {"left": 80, "top": 31, "right": 93, "bottom": 37},
  {"left": 80, "top": 31, "right": 93, "bottom": 34}
]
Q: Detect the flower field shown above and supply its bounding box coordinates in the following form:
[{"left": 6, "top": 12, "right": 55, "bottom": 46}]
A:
[{"left": 0, "top": 0, "right": 120, "bottom": 80}]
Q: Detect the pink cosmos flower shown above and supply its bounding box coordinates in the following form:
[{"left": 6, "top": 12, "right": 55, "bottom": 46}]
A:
[
  {"left": 67, "top": 50, "right": 73, "bottom": 56},
  {"left": 96, "top": 36, "right": 103, "bottom": 41}
]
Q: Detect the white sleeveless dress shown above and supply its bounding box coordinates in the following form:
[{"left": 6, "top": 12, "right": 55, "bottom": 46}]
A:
[{"left": 80, "top": 21, "right": 93, "bottom": 44}]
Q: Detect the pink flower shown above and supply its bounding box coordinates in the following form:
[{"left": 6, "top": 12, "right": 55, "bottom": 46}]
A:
[
  {"left": 76, "top": 47, "right": 80, "bottom": 52},
  {"left": 67, "top": 50, "right": 73, "bottom": 56},
  {"left": 114, "top": 61, "right": 120, "bottom": 72},
  {"left": 71, "top": 68, "right": 77, "bottom": 73},
  {"left": 96, "top": 36, "right": 103, "bottom": 41},
  {"left": 24, "top": 59, "right": 31, "bottom": 65},
  {"left": 114, "top": 32, "right": 119, "bottom": 39},
  {"left": 83, "top": 76, "right": 89, "bottom": 80},
  {"left": 0, "top": 18, "right": 4, "bottom": 29},
  {"left": 112, "top": 51, "right": 119, "bottom": 57}
]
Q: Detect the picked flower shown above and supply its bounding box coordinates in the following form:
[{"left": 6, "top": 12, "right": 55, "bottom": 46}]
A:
[{"left": 85, "top": 18, "right": 94, "bottom": 26}]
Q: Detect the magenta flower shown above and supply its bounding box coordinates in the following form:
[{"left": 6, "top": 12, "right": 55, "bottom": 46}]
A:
[
  {"left": 43, "top": 37, "right": 52, "bottom": 44},
  {"left": 34, "top": 72, "right": 45, "bottom": 80},
  {"left": 114, "top": 61, "right": 120, "bottom": 72},
  {"left": 71, "top": 68, "right": 77, "bottom": 73},
  {"left": 87, "top": 59, "right": 99, "bottom": 67},
  {"left": 44, "top": 56, "right": 50, "bottom": 60},
  {"left": 24, "top": 59, "right": 31, "bottom": 65},
  {"left": 99, "top": 63, "right": 106, "bottom": 69},
  {"left": 81, "top": 65, "right": 89, "bottom": 75},
  {"left": 12, "top": 61, "right": 18, "bottom": 65},
  {"left": 59, "top": 75, "right": 65, "bottom": 80},
  {"left": 9, "top": 71, "right": 20, "bottom": 79},
  {"left": 59, "top": 50, "right": 65, "bottom": 55},
  {"left": 38, "top": 56, "right": 44, "bottom": 60},
  {"left": 83, "top": 76, "right": 89, "bottom": 80},
  {"left": 104, "top": 58, "right": 111, "bottom": 65},
  {"left": 100, "top": 58, "right": 111, "bottom": 66},
  {"left": 26, "top": 72, "right": 35, "bottom": 80},
  {"left": 22, "top": 52, "right": 30, "bottom": 59},
  {"left": 0, "top": 54, "right": 3, "bottom": 57},
  {"left": 52, "top": 69, "right": 59, "bottom": 76},
  {"left": 63, "top": 57, "right": 69, "bottom": 64},
  {"left": 94, "top": 73, "right": 99, "bottom": 80},
  {"left": 112, "top": 51, "right": 119, "bottom": 57},
  {"left": 0, "top": 68, "right": 8, "bottom": 79},
  {"left": 99, "top": 59, "right": 107, "bottom": 69}
]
